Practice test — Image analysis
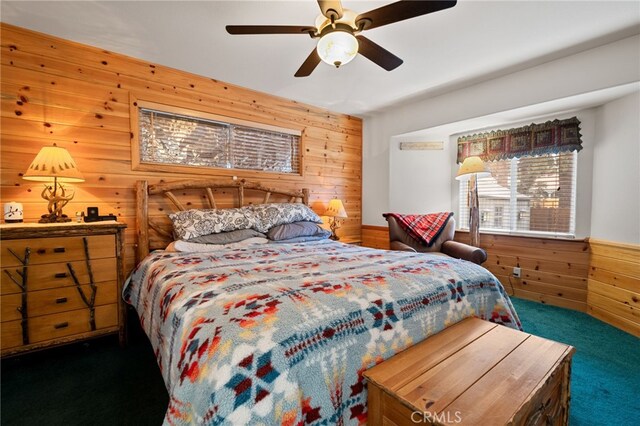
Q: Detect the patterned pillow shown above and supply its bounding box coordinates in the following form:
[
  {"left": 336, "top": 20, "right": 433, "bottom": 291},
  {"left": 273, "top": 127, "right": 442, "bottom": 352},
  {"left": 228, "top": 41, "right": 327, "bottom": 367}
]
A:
[
  {"left": 250, "top": 203, "right": 322, "bottom": 233},
  {"left": 169, "top": 208, "right": 257, "bottom": 240}
]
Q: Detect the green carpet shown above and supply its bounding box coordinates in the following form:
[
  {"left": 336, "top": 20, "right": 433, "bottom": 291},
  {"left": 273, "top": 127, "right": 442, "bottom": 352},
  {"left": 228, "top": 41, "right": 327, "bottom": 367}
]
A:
[
  {"left": 511, "top": 297, "right": 640, "bottom": 425},
  {"left": 0, "top": 318, "right": 168, "bottom": 426},
  {"left": 1, "top": 300, "right": 639, "bottom": 424}
]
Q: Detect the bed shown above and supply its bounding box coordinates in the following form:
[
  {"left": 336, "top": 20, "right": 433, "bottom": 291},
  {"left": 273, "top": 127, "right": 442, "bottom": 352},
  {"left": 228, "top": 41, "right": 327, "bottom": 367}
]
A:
[{"left": 125, "top": 179, "right": 521, "bottom": 425}]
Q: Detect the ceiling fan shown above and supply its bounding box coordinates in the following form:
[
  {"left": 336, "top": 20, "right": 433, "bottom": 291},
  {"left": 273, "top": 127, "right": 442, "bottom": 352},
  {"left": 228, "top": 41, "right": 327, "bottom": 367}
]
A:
[{"left": 226, "top": 0, "right": 457, "bottom": 77}]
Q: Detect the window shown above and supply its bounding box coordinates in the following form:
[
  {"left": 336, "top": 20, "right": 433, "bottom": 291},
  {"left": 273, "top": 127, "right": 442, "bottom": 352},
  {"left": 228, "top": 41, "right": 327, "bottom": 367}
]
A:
[
  {"left": 459, "top": 152, "right": 577, "bottom": 237},
  {"left": 131, "top": 98, "right": 302, "bottom": 177}
]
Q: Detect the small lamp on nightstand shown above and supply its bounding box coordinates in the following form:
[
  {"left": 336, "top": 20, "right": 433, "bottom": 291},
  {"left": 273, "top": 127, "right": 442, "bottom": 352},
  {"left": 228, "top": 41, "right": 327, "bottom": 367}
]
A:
[
  {"left": 324, "top": 199, "right": 347, "bottom": 241},
  {"left": 22, "top": 143, "right": 84, "bottom": 223}
]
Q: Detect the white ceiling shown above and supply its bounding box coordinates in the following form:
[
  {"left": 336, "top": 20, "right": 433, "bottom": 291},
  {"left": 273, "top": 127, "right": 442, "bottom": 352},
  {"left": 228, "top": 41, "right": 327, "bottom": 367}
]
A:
[{"left": 2, "top": 1, "right": 640, "bottom": 116}]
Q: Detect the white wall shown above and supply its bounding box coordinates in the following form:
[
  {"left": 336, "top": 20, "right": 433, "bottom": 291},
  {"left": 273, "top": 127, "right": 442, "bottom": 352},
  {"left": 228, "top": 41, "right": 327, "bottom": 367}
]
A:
[
  {"left": 591, "top": 91, "right": 640, "bottom": 244},
  {"left": 389, "top": 135, "right": 452, "bottom": 215},
  {"left": 363, "top": 35, "right": 640, "bottom": 227}
]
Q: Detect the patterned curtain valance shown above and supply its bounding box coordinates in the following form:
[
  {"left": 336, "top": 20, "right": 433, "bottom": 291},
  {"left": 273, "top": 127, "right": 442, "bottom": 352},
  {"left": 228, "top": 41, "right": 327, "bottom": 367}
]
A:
[{"left": 457, "top": 117, "right": 582, "bottom": 163}]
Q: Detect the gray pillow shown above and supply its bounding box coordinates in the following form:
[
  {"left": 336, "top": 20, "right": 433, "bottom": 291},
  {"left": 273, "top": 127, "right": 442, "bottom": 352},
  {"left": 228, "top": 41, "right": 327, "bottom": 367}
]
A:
[
  {"left": 267, "top": 221, "right": 328, "bottom": 241},
  {"left": 270, "top": 234, "right": 331, "bottom": 244},
  {"left": 188, "top": 228, "right": 266, "bottom": 244}
]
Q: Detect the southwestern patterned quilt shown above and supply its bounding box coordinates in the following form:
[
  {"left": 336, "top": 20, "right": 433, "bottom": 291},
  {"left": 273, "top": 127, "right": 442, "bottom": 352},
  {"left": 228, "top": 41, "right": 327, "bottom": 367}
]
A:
[{"left": 124, "top": 240, "right": 520, "bottom": 425}]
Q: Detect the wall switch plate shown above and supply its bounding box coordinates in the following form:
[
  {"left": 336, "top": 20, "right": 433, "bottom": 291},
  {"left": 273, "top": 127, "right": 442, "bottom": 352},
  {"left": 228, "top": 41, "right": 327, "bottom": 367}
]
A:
[{"left": 513, "top": 267, "right": 521, "bottom": 278}]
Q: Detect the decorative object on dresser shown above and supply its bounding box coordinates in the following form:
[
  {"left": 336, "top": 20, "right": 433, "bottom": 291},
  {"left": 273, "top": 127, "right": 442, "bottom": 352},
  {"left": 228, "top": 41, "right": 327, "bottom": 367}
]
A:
[
  {"left": 324, "top": 198, "right": 348, "bottom": 240},
  {"left": 22, "top": 143, "right": 85, "bottom": 223},
  {"left": 455, "top": 156, "right": 490, "bottom": 247},
  {"left": 3, "top": 201, "right": 23, "bottom": 223},
  {"left": 364, "top": 318, "right": 575, "bottom": 426},
  {"left": 0, "top": 222, "right": 127, "bottom": 357}
]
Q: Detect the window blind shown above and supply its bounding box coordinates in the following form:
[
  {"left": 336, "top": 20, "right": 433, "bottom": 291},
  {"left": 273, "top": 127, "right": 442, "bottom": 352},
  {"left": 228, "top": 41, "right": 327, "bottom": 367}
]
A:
[
  {"left": 139, "top": 108, "right": 300, "bottom": 174},
  {"left": 459, "top": 152, "right": 577, "bottom": 237}
]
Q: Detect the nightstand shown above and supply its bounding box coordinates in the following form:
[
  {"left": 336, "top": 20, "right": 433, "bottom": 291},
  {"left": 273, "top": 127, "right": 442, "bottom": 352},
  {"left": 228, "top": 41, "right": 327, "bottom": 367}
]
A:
[{"left": 1, "top": 221, "right": 127, "bottom": 357}]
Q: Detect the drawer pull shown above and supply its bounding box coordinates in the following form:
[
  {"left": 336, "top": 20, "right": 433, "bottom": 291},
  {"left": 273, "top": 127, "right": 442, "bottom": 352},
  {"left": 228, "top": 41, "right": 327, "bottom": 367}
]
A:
[
  {"left": 55, "top": 297, "right": 68, "bottom": 304},
  {"left": 55, "top": 272, "right": 68, "bottom": 279},
  {"left": 37, "top": 249, "right": 46, "bottom": 255},
  {"left": 54, "top": 247, "right": 66, "bottom": 253},
  {"left": 54, "top": 322, "right": 69, "bottom": 329}
]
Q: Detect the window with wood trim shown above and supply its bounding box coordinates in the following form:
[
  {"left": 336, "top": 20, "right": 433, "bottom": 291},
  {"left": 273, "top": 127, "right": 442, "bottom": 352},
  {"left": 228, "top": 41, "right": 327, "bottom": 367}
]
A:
[
  {"left": 131, "top": 100, "right": 302, "bottom": 176},
  {"left": 459, "top": 152, "right": 577, "bottom": 237}
]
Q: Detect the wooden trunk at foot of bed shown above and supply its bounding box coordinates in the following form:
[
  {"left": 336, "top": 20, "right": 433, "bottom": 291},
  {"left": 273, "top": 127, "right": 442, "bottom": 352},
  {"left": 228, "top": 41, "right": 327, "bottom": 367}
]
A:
[{"left": 135, "top": 179, "right": 309, "bottom": 263}]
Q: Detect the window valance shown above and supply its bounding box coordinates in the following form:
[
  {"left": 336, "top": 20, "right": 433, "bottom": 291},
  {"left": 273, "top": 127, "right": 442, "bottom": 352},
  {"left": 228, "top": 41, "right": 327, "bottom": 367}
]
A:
[{"left": 457, "top": 117, "right": 582, "bottom": 163}]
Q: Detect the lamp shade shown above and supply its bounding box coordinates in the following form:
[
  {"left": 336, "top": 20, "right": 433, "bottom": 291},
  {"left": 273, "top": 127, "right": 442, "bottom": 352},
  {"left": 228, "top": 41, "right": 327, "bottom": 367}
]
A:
[
  {"left": 455, "top": 156, "right": 490, "bottom": 181},
  {"left": 23, "top": 144, "right": 84, "bottom": 183},
  {"left": 316, "top": 31, "right": 358, "bottom": 68},
  {"left": 324, "top": 199, "right": 348, "bottom": 218}
]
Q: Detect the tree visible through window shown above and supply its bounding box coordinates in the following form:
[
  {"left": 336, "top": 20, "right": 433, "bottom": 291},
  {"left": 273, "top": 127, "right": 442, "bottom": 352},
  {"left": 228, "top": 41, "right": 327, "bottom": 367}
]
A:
[{"left": 460, "top": 152, "right": 576, "bottom": 237}]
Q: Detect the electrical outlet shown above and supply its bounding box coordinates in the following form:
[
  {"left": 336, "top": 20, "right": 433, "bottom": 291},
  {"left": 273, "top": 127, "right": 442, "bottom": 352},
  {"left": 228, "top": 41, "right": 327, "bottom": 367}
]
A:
[{"left": 513, "top": 267, "right": 521, "bottom": 278}]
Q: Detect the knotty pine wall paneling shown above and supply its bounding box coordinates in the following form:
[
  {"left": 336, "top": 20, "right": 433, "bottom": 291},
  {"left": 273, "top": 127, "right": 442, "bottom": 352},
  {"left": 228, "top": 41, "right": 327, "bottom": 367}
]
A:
[
  {"left": 0, "top": 23, "right": 362, "bottom": 274},
  {"left": 362, "top": 225, "right": 390, "bottom": 250},
  {"left": 458, "top": 231, "right": 590, "bottom": 312},
  {"left": 587, "top": 239, "right": 639, "bottom": 337}
]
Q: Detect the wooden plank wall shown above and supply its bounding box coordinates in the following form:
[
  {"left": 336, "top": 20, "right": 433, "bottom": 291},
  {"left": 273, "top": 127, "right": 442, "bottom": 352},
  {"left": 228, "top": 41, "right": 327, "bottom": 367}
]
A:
[
  {"left": 362, "top": 225, "right": 390, "bottom": 250},
  {"left": 587, "top": 239, "right": 640, "bottom": 337},
  {"left": 0, "top": 24, "right": 362, "bottom": 274},
  {"left": 456, "top": 231, "right": 590, "bottom": 312},
  {"left": 362, "top": 226, "right": 590, "bottom": 311}
]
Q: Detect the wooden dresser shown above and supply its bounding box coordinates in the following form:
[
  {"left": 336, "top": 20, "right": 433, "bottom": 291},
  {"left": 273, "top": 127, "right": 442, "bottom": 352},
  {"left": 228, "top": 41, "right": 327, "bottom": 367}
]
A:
[
  {"left": 1, "top": 222, "right": 127, "bottom": 357},
  {"left": 364, "top": 318, "right": 575, "bottom": 426}
]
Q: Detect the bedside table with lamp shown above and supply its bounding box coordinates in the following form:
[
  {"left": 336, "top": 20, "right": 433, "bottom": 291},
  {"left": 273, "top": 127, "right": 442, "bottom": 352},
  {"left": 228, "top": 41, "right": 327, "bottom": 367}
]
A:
[{"left": 1, "top": 144, "right": 127, "bottom": 357}]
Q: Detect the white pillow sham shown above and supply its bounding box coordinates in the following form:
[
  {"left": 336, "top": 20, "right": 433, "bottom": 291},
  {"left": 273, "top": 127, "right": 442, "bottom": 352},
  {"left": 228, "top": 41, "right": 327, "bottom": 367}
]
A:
[{"left": 166, "top": 237, "right": 269, "bottom": 253}]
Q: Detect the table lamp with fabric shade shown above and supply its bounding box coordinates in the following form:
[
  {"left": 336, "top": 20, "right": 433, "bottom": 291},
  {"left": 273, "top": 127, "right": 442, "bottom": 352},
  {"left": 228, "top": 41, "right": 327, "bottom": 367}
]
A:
[
  {"left": 455, "top": 156, "right": 490, "bottom": 247},
  {"left": 22, "top": 143, "right": 84, "bottom": 223},
  {"left": 324, "top": 199, "right": 347, "bottom": 241}
]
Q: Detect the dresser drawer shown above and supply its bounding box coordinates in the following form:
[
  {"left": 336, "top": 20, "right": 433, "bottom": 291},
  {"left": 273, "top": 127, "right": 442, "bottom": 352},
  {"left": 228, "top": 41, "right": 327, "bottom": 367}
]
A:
[
  {"left": 28, "top": 304, "right": 118, "bottom": 344},
  {"left": 1, "top": 293, "right": 22, "bottom": 322},
  {"left": 1, "top": 257, "right": 117, "bottom": 295},
  {"left": 1, "top": 235, "right": 116, "bottom": 267},
  {"left": 1, "top": 320, "right": 23, "bottom": 350},
  {"left": 1, "top": 282, "right": 118, "bottom": 322}
]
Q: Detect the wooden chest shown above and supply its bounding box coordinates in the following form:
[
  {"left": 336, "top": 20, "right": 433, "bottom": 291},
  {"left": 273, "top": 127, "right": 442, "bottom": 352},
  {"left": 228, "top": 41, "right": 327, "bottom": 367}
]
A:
[
  {"left": 1, "top": 222, "right": 127, "bottom": 356},
  {"left": 364, "top": 318, "right": 575, "bottom": 426}
]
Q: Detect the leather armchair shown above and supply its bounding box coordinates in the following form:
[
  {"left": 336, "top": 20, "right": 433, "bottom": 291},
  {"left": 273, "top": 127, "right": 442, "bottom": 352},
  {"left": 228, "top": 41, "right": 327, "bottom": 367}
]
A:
[{"left": 385, "top": 215, "right": 487, "bottom": 265}]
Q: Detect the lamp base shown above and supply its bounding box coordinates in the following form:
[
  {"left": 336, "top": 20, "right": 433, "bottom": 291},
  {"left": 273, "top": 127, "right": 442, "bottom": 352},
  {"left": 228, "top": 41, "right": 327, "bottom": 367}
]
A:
[
  {"left": 328, "top": 217, "right": 341, "bottom": 241},
  {"left": 39, "top": 213, "right": 72, "bottom": 223}
]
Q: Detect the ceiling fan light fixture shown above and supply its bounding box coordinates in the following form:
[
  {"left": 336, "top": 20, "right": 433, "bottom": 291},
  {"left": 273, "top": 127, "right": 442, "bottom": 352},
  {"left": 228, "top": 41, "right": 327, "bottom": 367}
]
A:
[{"left": 316, "top": 30, "right": 358, "bottom": 68}]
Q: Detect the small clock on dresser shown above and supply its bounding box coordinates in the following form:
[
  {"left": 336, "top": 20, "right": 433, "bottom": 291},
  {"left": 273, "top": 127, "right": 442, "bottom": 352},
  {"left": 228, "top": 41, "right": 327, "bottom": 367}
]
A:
[{"left": 0, "top": 221, "right": 127, "bottom": 357}]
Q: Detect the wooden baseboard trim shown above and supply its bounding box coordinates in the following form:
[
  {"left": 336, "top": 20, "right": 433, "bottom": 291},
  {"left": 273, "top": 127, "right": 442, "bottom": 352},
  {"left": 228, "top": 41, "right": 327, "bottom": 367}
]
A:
[{"left": 361, "top": 225, "right": 388, "bottom": 231}]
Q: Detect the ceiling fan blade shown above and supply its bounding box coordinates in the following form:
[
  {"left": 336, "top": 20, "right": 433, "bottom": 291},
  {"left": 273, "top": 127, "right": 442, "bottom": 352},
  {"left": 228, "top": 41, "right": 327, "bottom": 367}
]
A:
[
  {"left": 317, "top": 0, "right": 344, "bottom": 20},
  {"left": 294, "top": 49, "right": 322, "bottom": 77},
  {"left": 356, "top": 36, "right": 403, "bottom": 71},
  {"left": 226, "top": 25, "right": 315, "bottom": 35},
  {"left": 356, "top": 0, "right": 457, "bottom": 31}
]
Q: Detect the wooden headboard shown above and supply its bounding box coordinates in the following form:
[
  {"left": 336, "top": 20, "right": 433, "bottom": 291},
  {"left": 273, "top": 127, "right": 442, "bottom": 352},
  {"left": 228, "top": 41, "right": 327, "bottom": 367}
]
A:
[{"left": 135, "top": 179, "right": 309, "bottom": 262}]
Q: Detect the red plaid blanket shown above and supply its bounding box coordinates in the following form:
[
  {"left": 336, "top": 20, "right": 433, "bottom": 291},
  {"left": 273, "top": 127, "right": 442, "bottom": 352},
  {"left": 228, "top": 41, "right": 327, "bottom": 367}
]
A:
[{"left": 383, "top": 212, "right": 453, "bottom": 247}]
